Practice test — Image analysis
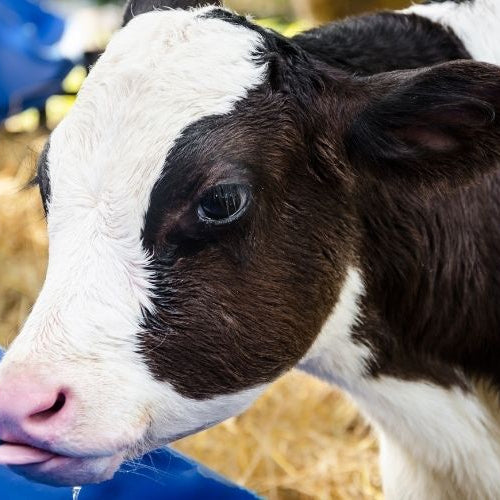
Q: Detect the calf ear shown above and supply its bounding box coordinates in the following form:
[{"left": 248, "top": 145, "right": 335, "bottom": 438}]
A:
[
  {"left": 123, "top": 0, "right": 222, "bottom": 25},
  {"left": 345, "top": 61, "right": 500, "bottom": 187}
]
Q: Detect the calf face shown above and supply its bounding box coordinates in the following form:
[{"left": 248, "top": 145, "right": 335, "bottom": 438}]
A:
[{"left": 1, "top": 3, "right": 500, "bottom": 486}]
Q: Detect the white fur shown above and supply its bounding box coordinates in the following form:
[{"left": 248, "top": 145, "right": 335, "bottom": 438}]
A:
[
  {"left": 403, "top": 0, "right": 500, "bottom": 64},
  {"left": 299, "top": 268, "right": 500, "bottom": 498},
  {"left": 362, "top": 379, "right": 500, "bottom": 499},
  {"left": 298, "top": 267, "right": 371, "bottom": 388},
  {"left": 378, "top": 432, "right": 457, "bottom": 500},
  {"left": 1, "top": 6, "right": 267, "bottom": 463}
]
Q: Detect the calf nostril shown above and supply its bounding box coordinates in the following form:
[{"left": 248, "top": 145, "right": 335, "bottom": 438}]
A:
[
  {"left": 30, "top": 392, "right": 67, "bottom": 422},
  {"left": 51, "top": 392, "right": 66, "bottom": 413}
]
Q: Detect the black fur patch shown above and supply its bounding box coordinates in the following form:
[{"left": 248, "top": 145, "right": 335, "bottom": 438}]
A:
[
  {"left": 293, "top": 12, "right": 470, "bottom": 75},
  {"left": 134, "top": 6, "right": 500, "bottom": 401},
  {"left": 345, "top": 62, "right": 499, "bottom": 184},
  {"left": 139, "top": 63, "right": 350, "bottom": 398},
  {"left": 139, "top": 55, "right": 500, "bottom": 401}
]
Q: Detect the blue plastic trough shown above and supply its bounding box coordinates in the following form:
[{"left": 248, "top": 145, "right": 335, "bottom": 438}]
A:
[{"left": 0, "top": 0, "right": 74, "bottom": 120}]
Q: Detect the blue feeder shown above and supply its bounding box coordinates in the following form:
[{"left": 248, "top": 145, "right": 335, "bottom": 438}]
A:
[
  {"left": 0, "top": 0, "right": 74, "bottom": 120},
  {"left": 0, "top": 449, "right": 261, "bottom": 500}
]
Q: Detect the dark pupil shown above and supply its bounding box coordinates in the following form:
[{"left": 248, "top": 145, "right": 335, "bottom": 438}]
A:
[{"left": 200, "top": 184, "right": 243, "bottom": 220}]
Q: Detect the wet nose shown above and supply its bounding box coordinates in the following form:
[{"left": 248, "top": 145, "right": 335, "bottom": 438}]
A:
[{"left": 0, "top": 376, "right": 70, "bottom": 441}]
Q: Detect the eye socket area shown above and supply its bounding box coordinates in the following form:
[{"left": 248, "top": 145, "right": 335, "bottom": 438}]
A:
[{"left": 197, "top": 183, "right": 251, "bottom": 225}]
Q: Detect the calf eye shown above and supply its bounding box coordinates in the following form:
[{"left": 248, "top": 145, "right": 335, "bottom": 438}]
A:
[{"left": 198, "top": 184, "right": 250, "bottom": 224}]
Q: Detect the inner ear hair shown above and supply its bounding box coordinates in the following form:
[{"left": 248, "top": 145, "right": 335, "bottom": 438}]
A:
[{"left": 344, "top": 60, "right": 500, "bottom": 187}]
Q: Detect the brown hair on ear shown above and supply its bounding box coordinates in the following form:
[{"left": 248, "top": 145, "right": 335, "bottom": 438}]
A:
[
  {"left": 123, "top": 0, "right": 222, "bottom": 26},
  {"left": 345, "top": 60, "right": 500, "bottom": 187}
]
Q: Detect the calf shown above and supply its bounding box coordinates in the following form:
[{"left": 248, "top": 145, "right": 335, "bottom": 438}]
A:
[{"left": 1, "top": 0, "right": 500, "bottom": 497}]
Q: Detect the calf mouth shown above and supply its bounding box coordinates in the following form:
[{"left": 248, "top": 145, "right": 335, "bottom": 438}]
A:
[
  {"left": 0, "top": 442, "right": 59, "bottom": 465},
  {"left": 0, "top": 441, "right": 125, "bottom": 485}
]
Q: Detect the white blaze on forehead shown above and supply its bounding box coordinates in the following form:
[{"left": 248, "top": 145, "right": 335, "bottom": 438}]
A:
[
  {"left": 49, "top": 7, "right": 265, "bottom": 237},
  {"left": 2, "top": 7, "right": 267, "bottom": 458},
  {"left": 13, "top": 7, "right": 266, "bottom": 358},
  {"left": 40, "top": 7, "right": 266, "bottom": 328},
  {"left": 39, "top": 6, "right": 266, "bottom": 350}
]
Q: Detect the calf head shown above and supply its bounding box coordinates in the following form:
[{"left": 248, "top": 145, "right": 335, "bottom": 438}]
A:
[{"left": 1, "top": 1, "right": 500, "bottom": 486}]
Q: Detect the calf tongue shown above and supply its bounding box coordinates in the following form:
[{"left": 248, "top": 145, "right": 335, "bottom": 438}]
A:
[{"left": 0, "top": 444, "right": 56, "bottom": 465}]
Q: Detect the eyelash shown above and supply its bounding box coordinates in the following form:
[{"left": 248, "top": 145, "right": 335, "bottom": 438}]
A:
[{"left": 34, "top": 175, "right": 50, "bottom": 214}]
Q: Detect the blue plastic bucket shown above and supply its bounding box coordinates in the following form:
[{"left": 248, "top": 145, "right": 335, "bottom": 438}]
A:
[{"left": 0, "top": 0, "right": 74, "bottom": 119}]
